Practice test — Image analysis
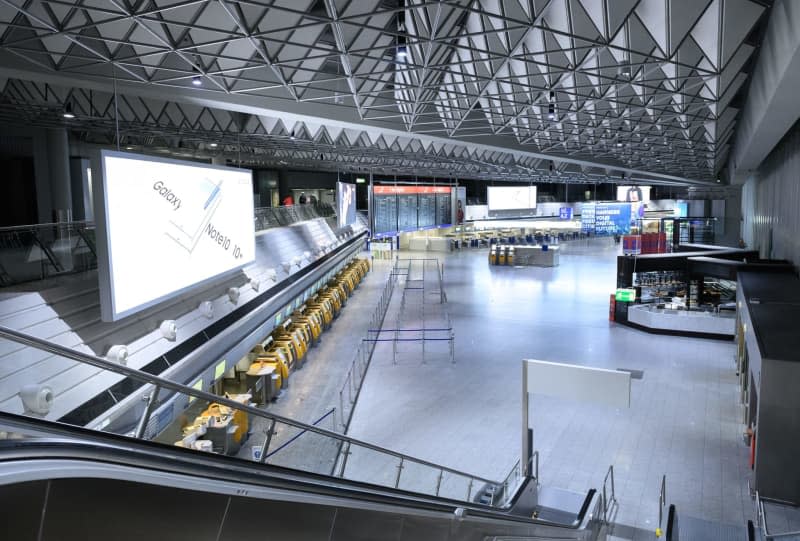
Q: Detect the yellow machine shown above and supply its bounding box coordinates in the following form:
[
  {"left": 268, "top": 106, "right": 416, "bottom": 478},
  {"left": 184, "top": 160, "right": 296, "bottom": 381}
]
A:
[
  {"left": 305, "top": 303, "right": 331, "bottom": 328},
  {"left": 289, "top": 325, "right": 311, "bottom": 355},
  {"left": 507, "top": 246, "right": 515, "bottom": 266},
  {"left": 270, "top": 341, "right": 296, "bottom": 369},
  {"left": 273, "top": 338, "right": 301, "bottom": 366},
  {"left": 497, "top": 246, "right": 507, "bottom": 265},
  {"left": 268, "top": 346, "right": 293, "bottom": 371},
  {"left": 202, "top": 401, "right": 248, "bottom": 444},
  {"left": 489, "top": 247, "right": 498, "bottom": 265},
  {"left": 292, "top": 313, "right": 321, "bottom": 341},
  {"left": 250, "top": 354, "right": 288, "bottom": 388}
]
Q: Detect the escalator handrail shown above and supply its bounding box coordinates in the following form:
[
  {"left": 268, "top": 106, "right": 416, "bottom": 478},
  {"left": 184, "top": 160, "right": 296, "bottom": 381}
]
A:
[
  {"left": 0, "top": 327, "right": 502, "bottom": 490},
  {"left": 0, "top": 411, "right": 571, "bottom": 528}
]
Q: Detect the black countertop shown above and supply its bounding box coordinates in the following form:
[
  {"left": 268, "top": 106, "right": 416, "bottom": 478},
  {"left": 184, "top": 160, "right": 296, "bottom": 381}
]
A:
[{"left": 739, "top": 270, "right": 800, "bottom": 362}]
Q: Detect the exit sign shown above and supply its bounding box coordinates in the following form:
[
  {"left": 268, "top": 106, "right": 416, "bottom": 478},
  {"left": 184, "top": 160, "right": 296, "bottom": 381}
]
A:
[{"left": 615, "top": 288, "right": 636, "bottom": 302}]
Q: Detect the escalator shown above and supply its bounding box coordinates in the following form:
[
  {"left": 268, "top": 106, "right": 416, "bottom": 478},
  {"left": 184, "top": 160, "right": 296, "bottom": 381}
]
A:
[
  {"left": 1, "top": 413, "right": 600, "bottom": 541},
  {"left": 0, "top": 325, "right": 602, "bottom": 540}
]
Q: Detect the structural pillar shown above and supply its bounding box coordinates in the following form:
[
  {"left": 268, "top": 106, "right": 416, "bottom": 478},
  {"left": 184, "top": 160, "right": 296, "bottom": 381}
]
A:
[{"left": 46, "top": 128, "right": 73, "bottom": 223}]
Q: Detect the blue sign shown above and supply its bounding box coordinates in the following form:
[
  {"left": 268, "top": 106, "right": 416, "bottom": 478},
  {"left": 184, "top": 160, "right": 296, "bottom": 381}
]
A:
[
  {"left": 580, "top": 203, "right": 631, "bottom": 235},
  {"left": 559, "top": 207, "right": 573, "bottom": 220}
]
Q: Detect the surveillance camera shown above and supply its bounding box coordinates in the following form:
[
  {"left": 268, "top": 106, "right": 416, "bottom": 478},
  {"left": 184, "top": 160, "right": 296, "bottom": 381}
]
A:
[
  {"left": 199, "top": 301, "right": 214, "bottom": 319},
  {"left": 160, "top": 320, "right": 178, "bottom": 341},
  {"left": 106, "top": 345, "right": 129, "bottom": 365},
  {"left": 19, "top": 384, "right": 54, "bottom": 415}
]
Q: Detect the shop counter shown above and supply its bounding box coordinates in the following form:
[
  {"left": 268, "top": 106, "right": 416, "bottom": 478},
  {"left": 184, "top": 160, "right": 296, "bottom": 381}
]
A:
[
  {"left": 627, "top": 304, "right": 735, "bottom": 337},
  {"left": 513, "top": 245, "right": 560, "bottom": 267}
]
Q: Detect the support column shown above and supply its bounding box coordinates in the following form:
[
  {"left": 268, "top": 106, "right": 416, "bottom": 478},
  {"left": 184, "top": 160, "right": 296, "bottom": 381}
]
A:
[{"left": 46, "top": 128, "right": 72, "bottom": 223}]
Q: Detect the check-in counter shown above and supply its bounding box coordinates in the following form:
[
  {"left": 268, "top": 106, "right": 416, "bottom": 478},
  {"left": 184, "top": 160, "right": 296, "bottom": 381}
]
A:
[
  {"left": 512, "top": 245, "right": 560, "bottom": 267},
  {"left": 408, "top": 237, "right": 428, "bottom": 251},
  {"left": 627, "top": 304, "right": 735, "bottom": 337},
  {"left": 176, "top": 393, "right": 251, "bottom": 455},
  {"left": 427, "top": 237, "right": 452, "bottom": 252}
]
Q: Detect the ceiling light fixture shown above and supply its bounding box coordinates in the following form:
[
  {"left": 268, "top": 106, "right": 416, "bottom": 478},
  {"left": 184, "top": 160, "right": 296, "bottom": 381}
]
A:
[
  {"left": 192, "top": 74, "right": 202, "bottom": 86},
  {"left": 209, "top": 142, "right": 218, "bottom": 148},
  {"left": 62, "top": 103, "right": 75, "bottom": 119}
]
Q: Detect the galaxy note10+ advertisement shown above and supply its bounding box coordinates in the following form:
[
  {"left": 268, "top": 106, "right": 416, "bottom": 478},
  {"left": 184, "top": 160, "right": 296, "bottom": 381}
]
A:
[{"left": 98, "top": 151, "right": 255, "bottom": 321}]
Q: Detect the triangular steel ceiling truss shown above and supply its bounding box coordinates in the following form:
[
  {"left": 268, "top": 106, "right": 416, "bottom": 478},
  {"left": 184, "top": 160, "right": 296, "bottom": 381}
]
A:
[{"left": 0, "top": 0, "right": 770, "bottom": 182}]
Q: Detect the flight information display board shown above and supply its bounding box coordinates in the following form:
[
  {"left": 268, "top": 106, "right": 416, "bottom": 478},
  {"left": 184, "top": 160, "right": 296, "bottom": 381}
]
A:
[
  {"left": 436, "top": 192, "right": 452, "bottom": 225},
  {"left": 373, "top": 192, "right": 398, "bottom": 234},
  {"left": 418, "top": 194, "right": 436, "bottom": 227},
  {"left": 372, "top": 185, "right": 452, "bottom": 236},
  {"left": 397, "top": 194, "right": 418, "bottom": 230},
  {"left": 581, "top": 202, "right": 632, "bottom": 235}
]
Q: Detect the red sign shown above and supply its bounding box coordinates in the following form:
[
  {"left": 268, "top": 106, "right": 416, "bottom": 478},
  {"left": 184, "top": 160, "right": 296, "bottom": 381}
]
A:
[{"left": 373, "top": 185, "right": 451, "bottom": 195}]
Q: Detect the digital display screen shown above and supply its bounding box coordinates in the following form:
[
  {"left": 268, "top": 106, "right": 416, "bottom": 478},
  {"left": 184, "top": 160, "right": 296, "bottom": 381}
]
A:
[
  {"left": 436, "top": 192, "right": 452, "bottom": 225},
  {"left": 373, "top": 193, "right": 398, "bottom": 234},
  {"left": 98, "top": 151, "right": 255, "bottom": 321},
  {"left": 417, "top": 194, "right": 436, "bottom": 227},
  {"left": 336, "top": 181, "right": 356, "bottom": 228},
  {"left": 616, "top": 186, "right": 651, "bottom": 203},
  {"left": 371, "top": 185, "right": 451, "bottom": 235},
  {"left": 580, "top": 202, "right": 632, "bottom": 235},
  {"left": 487, "top": 186, "right": 537, "bottom": 211}
]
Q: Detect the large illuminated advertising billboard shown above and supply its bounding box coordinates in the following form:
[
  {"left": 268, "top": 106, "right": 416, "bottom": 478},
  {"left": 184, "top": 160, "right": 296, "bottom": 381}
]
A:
[
  {"left": 616, "top": 185, "right": 651, "bottom": 203},
  {"left": 487, "top": 186, "right": 537, "bottom": 211},
  {"left": 97, "top": 151, "right": 256, "bottom": 321},
  {"left": 336, "top": 181, "right": 356, "bottom": 228}
]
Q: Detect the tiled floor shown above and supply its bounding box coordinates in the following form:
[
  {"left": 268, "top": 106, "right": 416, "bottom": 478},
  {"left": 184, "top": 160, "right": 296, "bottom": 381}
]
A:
[{"left": 345, "top": 238, "right": 756, "bottom": 534}]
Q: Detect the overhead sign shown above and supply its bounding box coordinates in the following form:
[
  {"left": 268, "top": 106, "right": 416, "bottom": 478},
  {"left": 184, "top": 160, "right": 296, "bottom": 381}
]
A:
[
  {"left": 97, "top": 151, "right": 255, "bottom": 321},
  {"left": 524, "top": 359, "right": 631, "bottom": 409},
  {"left": 559, "top": 207, "right": 573, "bottom": 220}
]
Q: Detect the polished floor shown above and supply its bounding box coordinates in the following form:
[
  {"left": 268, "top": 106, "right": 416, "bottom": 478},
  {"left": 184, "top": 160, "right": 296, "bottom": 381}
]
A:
[{"left": 346, "top": 238, "right": 754, "bottom": 535}]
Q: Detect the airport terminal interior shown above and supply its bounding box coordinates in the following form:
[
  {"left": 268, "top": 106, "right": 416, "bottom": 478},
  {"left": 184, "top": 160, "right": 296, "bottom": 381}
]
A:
[{"left": 2, "top": 0, "right": 800, "bottom": 540}]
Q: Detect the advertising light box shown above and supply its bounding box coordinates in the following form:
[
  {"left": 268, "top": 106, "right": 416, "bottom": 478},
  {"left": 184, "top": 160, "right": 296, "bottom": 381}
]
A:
[
  {"left": 336, "top": 181, "right": 356, "bottom": 228},
  {"left": 616, "top": 185, "right": 651, "bottom": 203},
  {"left": 98, "top": 151, "right": 256, "bottom": 321},
  {"left": 487, "top": 185, "right": 537, "bottom": 211}
]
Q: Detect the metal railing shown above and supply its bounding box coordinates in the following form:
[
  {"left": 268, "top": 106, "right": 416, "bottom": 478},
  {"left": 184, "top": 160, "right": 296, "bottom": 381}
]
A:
[
  {"left": 0, "top": 221, "right": 96, "bottom": 286},
  {"left": 338, "top": 267, "right": 397, "bottom": 431},
  {"left": 755, "top": 491, "right": 800, "bottom": 540},
  {"left": 602, "top": 465, "right": 617, "bottom": 525},
  {"left": 0, "top": 324, "right": 506, "bottom": 507},
  {"left": 253, "top": 202, "right": 335, "bottom": 231},
  {"left": 658, "top": 474, "right": 667, "bottom": 533},
  {"left": 495, "top": 451, "right": 540, "bottom": 506},
  {"left": 0, "top": 204, "right": 335, "bottom": 288}
]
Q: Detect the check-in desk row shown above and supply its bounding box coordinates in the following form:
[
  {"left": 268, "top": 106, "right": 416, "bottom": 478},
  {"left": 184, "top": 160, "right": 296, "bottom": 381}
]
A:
[
  {"left": 488, "top": 244, "right": 559, "bottom": 267},
  {"left": 243, "top": 257, "right": 371, "bottom": 406},
  {"left": 174, "top": 258, "right": 371, "bottom": 455}
]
